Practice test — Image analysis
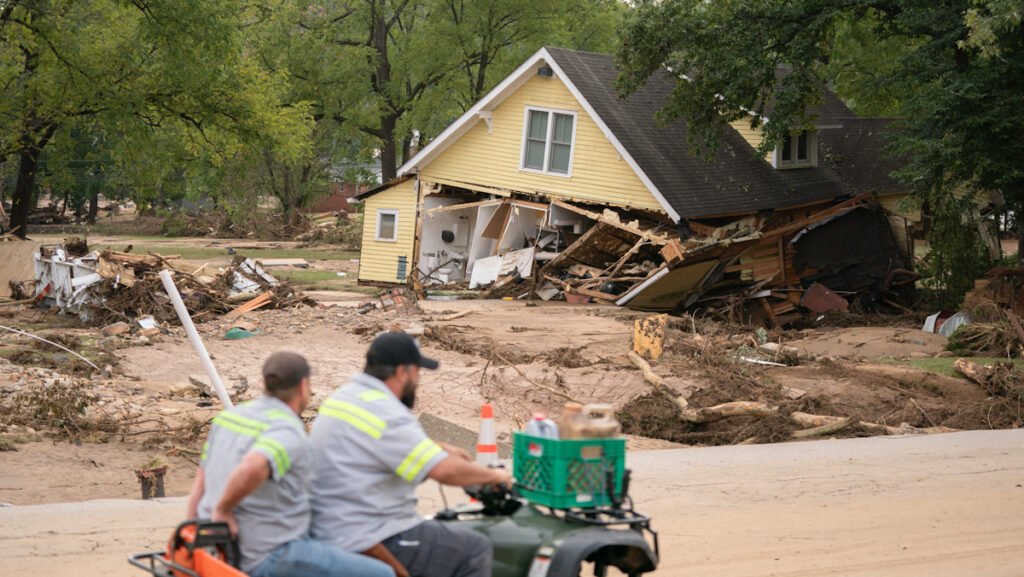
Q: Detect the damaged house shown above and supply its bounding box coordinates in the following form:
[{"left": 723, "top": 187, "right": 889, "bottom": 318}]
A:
[{"left": 355, "top": 46, "right": 921, "bottom": 318}]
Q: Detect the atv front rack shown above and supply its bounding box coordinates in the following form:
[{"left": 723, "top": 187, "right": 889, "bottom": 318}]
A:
[{"left": 129, "top": 550, "right": 200, "bottom": 577}]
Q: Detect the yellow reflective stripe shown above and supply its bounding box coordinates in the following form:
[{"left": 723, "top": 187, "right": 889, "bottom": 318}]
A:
[
  {"left": 396, "top": 439, "right": 442, "bottom": 482},
  {"left": 403, "top": 444, "right": 442, "bottom": 482},
  {"left": 322, "top": 398, "right": 386, "bottom": 430},
  {"left": 221, "top": 411, "right": 270, "bottom": 430},
  {"left": 357, "top": 390, "right": 391, "bottom": 402},
  {"left": 265, "top": 409, "right": 298, "bottom": 422},
  {"left": 201, "top": 441, "right": 209, "bottom": 461},
  {"left": 319, "top": 407, "right": 383, "bottom": 439},
  {"left": 213, "top": 412, "right": 268, "bottom": 437},
  {"left": 253, "top": 437, "right": 291, "bottom": 476}
]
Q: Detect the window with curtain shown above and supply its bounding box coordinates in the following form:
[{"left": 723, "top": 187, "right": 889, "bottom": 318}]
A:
[{"left": 521, "top": 107, "right": 576, "bottom": 175}]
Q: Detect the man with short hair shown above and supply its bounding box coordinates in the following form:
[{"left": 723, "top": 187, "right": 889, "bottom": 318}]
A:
[
  {"left": 186, "top": 351, "right": 393, "bottom": 577},
  {"left": 310, "top": 332, "right": 512, "bottom": 577}
]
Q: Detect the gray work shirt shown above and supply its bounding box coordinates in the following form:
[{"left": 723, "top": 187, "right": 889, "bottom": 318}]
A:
[
  {"left": 309, "top": 373, "right": 449, "bottom": 552},
  {"left": 198, "top": 397, "right": 312, "bottom": 574}
]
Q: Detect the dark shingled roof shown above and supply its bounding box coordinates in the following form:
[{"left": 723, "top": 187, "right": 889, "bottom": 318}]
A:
[
  {"left": 545, "top": 47, "right": 889, "bottom": 219},
  {"left": 818, "top": 118, "right": 907, "bottom": 196}
]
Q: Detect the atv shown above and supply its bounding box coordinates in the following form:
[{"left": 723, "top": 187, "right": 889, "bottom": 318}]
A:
[{"left": 128, "top": 469, "right": 658, "bottom": 577}]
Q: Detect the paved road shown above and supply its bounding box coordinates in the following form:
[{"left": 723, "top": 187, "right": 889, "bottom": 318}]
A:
[{"left": 3, "top": 429, "right": 1022, "bottom": 577}]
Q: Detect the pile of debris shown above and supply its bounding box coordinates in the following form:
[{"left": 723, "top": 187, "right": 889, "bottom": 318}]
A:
[
  {"left": 416, "top": 192, "right": 916, "bottom": 323},
  {"left": 23, "top": 240, "right": 313, "bottom": 326}
]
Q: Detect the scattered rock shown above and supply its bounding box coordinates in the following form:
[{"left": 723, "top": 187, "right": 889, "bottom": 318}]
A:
[
  {"left": 101, "top": 322, "right": 131, "bottom": 337},
  {"left": 935, "top": 351, "right": 955, "bottom": 358},
  {"left": 188, "top": 374, "right": 216, "bottom": 397}
]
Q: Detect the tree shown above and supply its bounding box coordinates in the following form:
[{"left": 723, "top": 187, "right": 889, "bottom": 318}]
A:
[
  {"left": 617, "top": 0, "right": 1024, "bottom": 306},
  {"left": 285, "top": 0, "right": 621, "bottom": 182},
  {"left": 0, "top": 0, "right": 312, "bottom": 237}
]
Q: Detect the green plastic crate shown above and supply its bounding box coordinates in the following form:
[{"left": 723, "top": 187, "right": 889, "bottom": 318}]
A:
[{"left": 513, "top": 432, "right": 625, "bottom": 509}]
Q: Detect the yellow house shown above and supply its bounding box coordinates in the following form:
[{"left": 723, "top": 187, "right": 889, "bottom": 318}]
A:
[{"left": 356, "top": 47, "right": 914, "bottom": 299}]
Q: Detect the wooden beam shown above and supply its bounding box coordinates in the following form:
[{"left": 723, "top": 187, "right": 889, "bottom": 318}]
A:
[{"left": 425, "top": 199, "right": 502, "bottom": 216}]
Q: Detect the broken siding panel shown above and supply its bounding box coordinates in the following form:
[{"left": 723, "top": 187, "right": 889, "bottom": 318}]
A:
[
  {"left": 359, "top": 179, "right": 418, "bottom": 283},
  {"left": 728, "top": 119, "right": 772, "bottom": 163},
  {"left": 420, "top": 75, "right": 662, "bottom": 212}
]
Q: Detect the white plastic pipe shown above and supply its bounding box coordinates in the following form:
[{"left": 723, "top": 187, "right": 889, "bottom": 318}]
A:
[{"left": 158, "top": 269, "right": 232, "bottom": 408}]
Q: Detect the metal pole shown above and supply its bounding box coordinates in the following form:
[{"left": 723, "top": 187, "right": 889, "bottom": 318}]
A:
[{"left": 158, "top": 269, "right": 232, "bottom": 408}]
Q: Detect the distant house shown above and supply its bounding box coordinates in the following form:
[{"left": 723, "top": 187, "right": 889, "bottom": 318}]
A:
[
  {"left": 313, "top": 161, "right": 382, "bottom": 213},
  {"left": 354, "top": 47, "right": 920, "bottom": 312}
]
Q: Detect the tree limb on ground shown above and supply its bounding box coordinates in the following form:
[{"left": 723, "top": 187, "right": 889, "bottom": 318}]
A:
[
  {"left": 491, "top": 348, "right": 579, "bottom": 403},
  {"left": 627, "top": 350, "right": 689, "bottom": 413}
]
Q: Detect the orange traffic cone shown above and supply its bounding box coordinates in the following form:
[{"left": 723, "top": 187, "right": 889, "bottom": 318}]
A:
[{"left": 475, "top": 403, "right": 497, "bottom": 466}]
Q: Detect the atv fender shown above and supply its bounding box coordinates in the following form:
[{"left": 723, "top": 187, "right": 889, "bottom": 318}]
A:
[{"left": 545, "top": 527, "right": 658, "bottom": 577}]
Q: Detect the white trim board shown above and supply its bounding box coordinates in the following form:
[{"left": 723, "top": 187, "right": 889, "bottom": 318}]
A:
[{"left": 397, "top": 47, "right": 683, "bottom": 223}]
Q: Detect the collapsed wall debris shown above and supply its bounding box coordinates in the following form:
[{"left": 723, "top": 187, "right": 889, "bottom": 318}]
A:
[
  {"left": 411, "top": 188, "right": 914, "bottom": 322},
  {"left": 26, "top": 241, "right": 312, "bottom": 326}
]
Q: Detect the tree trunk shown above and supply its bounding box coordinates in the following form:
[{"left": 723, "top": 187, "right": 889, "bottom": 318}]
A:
[
  {"left": 87, "top": 189, "right": 99, "bottom": 224},
  {"left": 1017, "top": 208, "right": 1023, "bottom": 263},
  {"left": 379, "top": 114, "right": 398, "bottom": 182},
  {"left": 11, "top": 140, "right": 45, "bottom": 238}
]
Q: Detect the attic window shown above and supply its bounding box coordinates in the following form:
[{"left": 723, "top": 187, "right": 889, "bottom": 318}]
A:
[
  {"left": 521, "top": 106, "right": 577, "bottom": 177},
  {"left": 777, "top": 131, "right": 816, "bottom": 168}
]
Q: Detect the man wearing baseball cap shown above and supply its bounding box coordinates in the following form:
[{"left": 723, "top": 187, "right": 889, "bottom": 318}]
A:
[
  {"left": 186, "top": 351, "right": 393, "bottom": 577},
  {"left": 310, "top": 332, "right": 511, "bottom": 577}
]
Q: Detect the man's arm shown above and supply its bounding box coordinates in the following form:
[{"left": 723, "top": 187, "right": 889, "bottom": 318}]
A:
[
  {"left": 185, "top": 467, "right": 205, "bottom": 519},
  {"left": 437, "top": 442, "right": 471, "bottom": 462},
  {"left": 212, "top": 452, "right": 272, "bottom": 536},
  {"left": 427, "top": 456, "right": 511, "bottom": 487}
]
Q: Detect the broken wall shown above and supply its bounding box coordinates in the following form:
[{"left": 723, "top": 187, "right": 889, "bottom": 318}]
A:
[{"left": 792, "top": 206, "right": 906, "bottom": 307}]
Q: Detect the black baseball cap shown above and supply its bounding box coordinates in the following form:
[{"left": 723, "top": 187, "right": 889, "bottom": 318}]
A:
[{"left": 367, "top": 332, "right": 440, "bottom": 370}]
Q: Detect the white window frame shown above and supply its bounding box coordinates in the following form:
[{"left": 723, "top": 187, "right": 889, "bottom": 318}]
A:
[
  {"left": 774, "top": 130, "right": 817, "bottom": 169},
  {"left": 375, "top": 209, "right": 399, "bottom": 242},
  {"left": 519, "top": 106, "right": 577, "bottom": 178}
]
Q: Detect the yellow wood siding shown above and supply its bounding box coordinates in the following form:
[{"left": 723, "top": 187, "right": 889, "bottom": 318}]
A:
[
  {"left": 728, "top": 119, "right": 773, "bottom": 163},
  {"left": 358, "top": 179, "right": 418, "bottom": 283},
  {"left": 420, "top": 75, "right": 662, "bottom": 212}
]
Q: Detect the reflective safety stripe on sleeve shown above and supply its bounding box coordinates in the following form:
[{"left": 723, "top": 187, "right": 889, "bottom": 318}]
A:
[
  {"left": 213, "top": 411, "right": 270, "bottom": 437},
  {"left": 356, "top": 390, "right": 392, "bottom": 402},
  {"left": 201, "top": 441, "right": 209, "bottom": 462},
  {"left": 253, "top": 436, "right": 291, "bottom": 477},
  {"left": 319, "top": 398, "right": 387, "bottom": 439},
  {"left": 396, "top": 439, "right": 443, "bottom": 482}
]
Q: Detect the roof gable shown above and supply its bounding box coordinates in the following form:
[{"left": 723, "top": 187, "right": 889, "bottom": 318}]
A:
[{"left": 403, "top": 47, "right": 885, "bottom": 221}]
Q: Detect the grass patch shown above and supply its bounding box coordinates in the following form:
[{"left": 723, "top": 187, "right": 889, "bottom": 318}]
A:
[
  {"left": 306, "top": 283, "right": 382, "bottom": 295},
  {"left": 879, "top": 356, "right": 1024, "bottom": 378},
  {"left": 273, "top": 270, "right": 350, "bottom": 283},
  {"left": 90, "top": 242, "right": 359, "bottom": 262}
]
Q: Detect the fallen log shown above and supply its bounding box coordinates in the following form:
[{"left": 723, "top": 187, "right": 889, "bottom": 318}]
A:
[
  {"left": 434, "top": 310, "right": 473, "bottom": 322},
  {"left": 792, "top": 416, "right": 855, "bottom": 438},
  {"left": 954, "top": 357, "right": 992, "bottom": 386},
  {"left": 681, "top": 401, "right": 777, "bottom": 424},
  {"left": 790, "top": 412, "right": 847, "bottom": 428},
  {"left": 627, "top": 351, "right": 689, "bottom": 413}
]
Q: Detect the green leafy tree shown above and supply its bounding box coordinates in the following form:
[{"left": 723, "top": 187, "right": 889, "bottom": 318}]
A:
[
  {"left": 0, "top": 0, "right": 312, "bottom": 237},
  {"left": 617, "top": 0, "right": 1024, "bottom": 306}
]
